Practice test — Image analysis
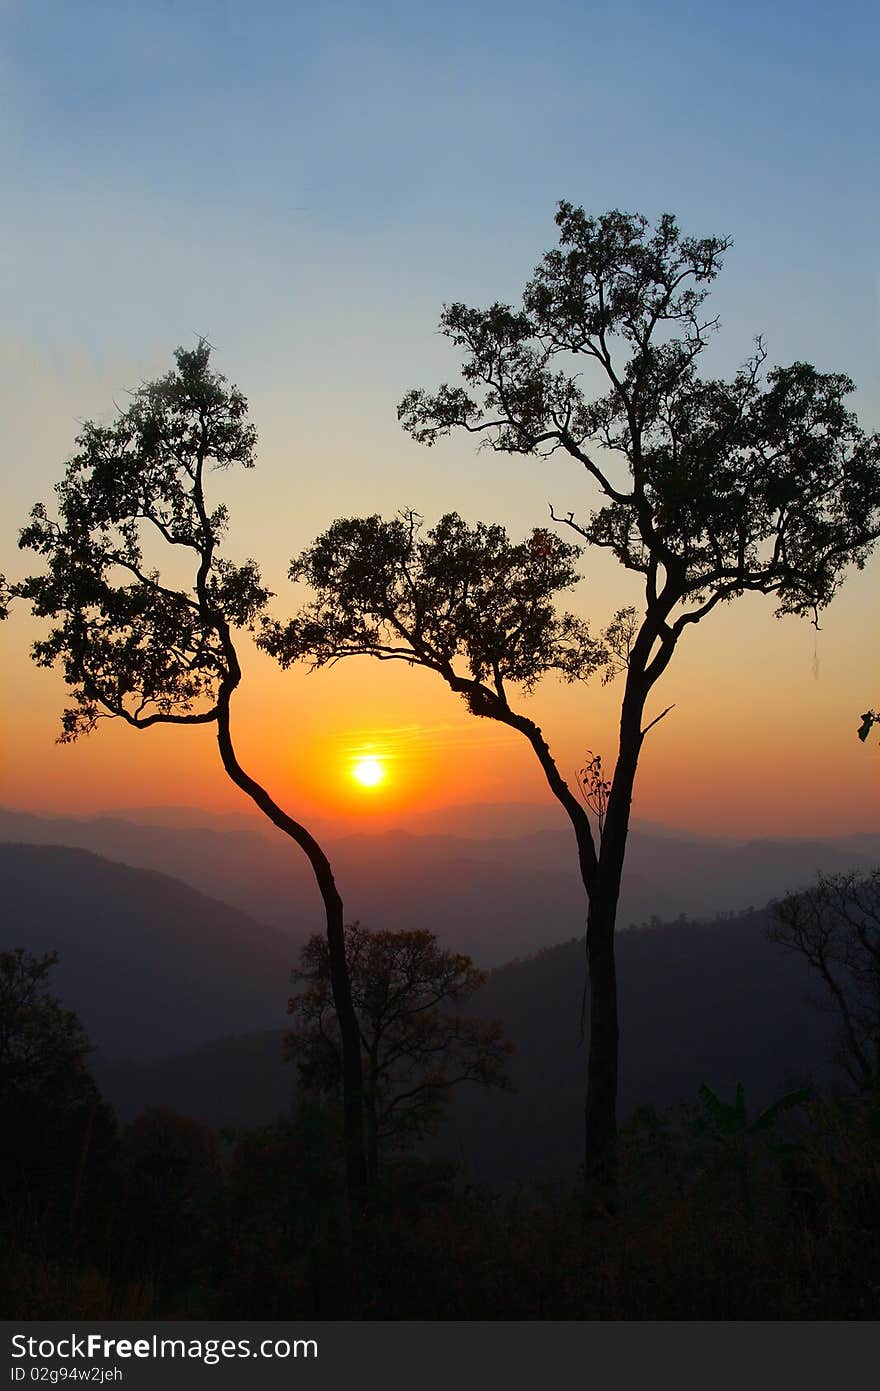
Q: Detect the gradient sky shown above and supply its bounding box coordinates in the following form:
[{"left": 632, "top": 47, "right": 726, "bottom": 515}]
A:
[{"left": 2, "top": 0, "right": 878, "bottom": 837}]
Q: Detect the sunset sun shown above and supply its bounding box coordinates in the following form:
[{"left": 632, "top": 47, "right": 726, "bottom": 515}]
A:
[{"left": 351, "top": 757, "right": 386, "bottom": 789}]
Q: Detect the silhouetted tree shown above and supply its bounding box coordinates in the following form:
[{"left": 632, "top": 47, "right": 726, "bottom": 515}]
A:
[
  {"left": 287, "top": 923, "right": 512, "bottom": 1183},
  {"left": 857, "top": 710, "right": 878, "bottom": 743},
  {"left": 269, "top": 204, "right": 880, "bottom": 1188},
  {"left": 771, "top": 870, "right": 880, "bottom": 1089},
  {"left": 692, "top": 1081, "right": 809, "bottom": 1219},
  {"left": 0, "top": 949, "right": 113, "bottom": 1237},
  {"left": 12, "top": 345, "right": 367, "bottom": 1200}
]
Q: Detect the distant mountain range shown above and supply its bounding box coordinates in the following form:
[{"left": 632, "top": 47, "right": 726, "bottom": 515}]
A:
[
  {"left": 0, "top": 832, "right": 858, "bottom": 1184},
  {"left": 93, "top": 912, "right": 835, "bottom": 1187},
  {"left": 2, "top": 805, "right": 877, "bottom": 965},
  {"left": 447, "top": 908, "right": 834, "bottom": 1183}
]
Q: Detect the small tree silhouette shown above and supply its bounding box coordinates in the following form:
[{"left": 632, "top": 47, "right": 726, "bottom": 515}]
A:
[
  {"left": 693, "top": 1081, "right": 810, "bottom": 1218},
  {"left": 771, "top": 870, "right": 880, "bottom": 1089},
  {"left": 576, "top": 752, "right": 612, "bottom": 840},
  {"left": 286, "top": 923, "right": 512, "bottom": 1183},
  {"left": 0, "top": 949, "right": 113, "bottom": 1237}
]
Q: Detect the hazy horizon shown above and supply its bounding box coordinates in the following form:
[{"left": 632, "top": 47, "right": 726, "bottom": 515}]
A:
[{"left": 3, "top": 796, "right": 879, "bottom": 845}]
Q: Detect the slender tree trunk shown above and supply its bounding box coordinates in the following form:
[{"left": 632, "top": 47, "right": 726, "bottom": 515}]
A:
[
  {"left": 582, "top": 679, "right": 646, "bottom": 1195},
  {"left": 584, "top": 890, "right": 619, "bottom": 1189},
  {"left": 457, "top": 656, "right": 664, "bottom": 1200},
  {"left": 214, "top": 698, "right": 367, "bottom": 1204}
]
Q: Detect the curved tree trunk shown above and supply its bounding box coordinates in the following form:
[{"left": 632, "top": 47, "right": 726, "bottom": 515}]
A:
[{"left": 215, "top": 698, "right": 367, "bottom": 1204}]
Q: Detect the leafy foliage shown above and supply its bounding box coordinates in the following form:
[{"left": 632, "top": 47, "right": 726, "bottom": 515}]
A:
[
  {"left": 262, "top": 510, "right": 605, "bottom": 710},
  {"left": 399, "top": 204, "right": 880, "bottom": 625},
  {"left": 0, "top": 949, "right": 114, "bottom": 1235},
  {"left": 14, "top": 343, "right": 269, "bottom": 741},
  {"left": 0, "top": 948, "right": 95, "bottom": 1106},
  {"left": 286, "top": 924, "right": 512, "bottom": 1170},
  {"left": 695, "top": 1081, "right": 810, "bottom": 1142}
]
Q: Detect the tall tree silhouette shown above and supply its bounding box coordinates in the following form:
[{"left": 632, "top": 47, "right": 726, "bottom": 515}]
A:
[
  {"left": 13, "top": 345, "right": 367, "bottom": 1200},
  {"left": 268, "top": 205, "right": 880, "bottom": 1189}
]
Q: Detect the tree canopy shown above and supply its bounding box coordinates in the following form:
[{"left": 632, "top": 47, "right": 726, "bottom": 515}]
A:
[
  {"left": 400, "top": 205, "right": 880, "bottom": 627},
  {"left": 0, "top": 948, "right": 94, "bottom": 1106},
  {"left": 264, "top": 510, "right": 606, "bottom": 702},
  {"left": 0, "top": 949, "right": 113, "bottom": 1233},
  {"left": 15, "top": 342, "right": 267, "bottom": 741},
  {"left": 771, "top": 870, "right": 880, "bottom": 1089},
  {"left": 287, "top": 924, "right": 511, "bottom": 1180}
]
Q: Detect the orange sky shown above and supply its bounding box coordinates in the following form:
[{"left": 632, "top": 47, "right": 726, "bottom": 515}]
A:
[
  {"left": 2, "top": 554, "right": 877, "bottom": 839},
  {"left": 1, "top": 299, "right": 877, "bottom": 846}
]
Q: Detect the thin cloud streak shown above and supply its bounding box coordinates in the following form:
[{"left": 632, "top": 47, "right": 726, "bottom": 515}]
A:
[{"left": 340, "top": 722, "right": 521, "bottom": 759}]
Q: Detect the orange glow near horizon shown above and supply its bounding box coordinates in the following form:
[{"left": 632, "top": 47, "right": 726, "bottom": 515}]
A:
[{"left": 1, "top": 574, "right": 878, "bottom": 840}]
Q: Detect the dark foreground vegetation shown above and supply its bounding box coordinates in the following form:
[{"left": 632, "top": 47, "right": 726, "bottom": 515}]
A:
[
  {"left": 4, "top": 863, "right": 879, "bottom": 1320},
  {"left": 4, "top": 1091, "right": 880, "bottom": 1320},
  {"left": 3, "top": 946, "right": 880, "bottom": 1320}
]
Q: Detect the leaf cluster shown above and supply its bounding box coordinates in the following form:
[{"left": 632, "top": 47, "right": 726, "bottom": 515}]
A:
[
  {"left": 261, "top": 510, "right": 605, "bottom": 709},
  {"left": 695, "top": 1081, "right": 810, "bottom": 1143},
  {"left": 286, "top": 924, "right": 512, "bottom": 1153},
  {"left": 13, "top": 344, "right": 270, "bottom": 739},
  {"left": 0, "top": 949, "right": 94, "bottom": 1110}
]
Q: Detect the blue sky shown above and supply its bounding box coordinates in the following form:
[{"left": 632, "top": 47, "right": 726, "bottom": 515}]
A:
[
  {"left": 4, "top": 0, "right": 877, "bottom": 376},
  {"left": 4, "top": 0, "right": 877, "bottom": 547}
]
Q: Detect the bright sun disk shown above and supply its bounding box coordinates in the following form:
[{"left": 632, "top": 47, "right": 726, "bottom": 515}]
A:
[{"left": 352, "top": 757, "right": 385, "bottom": 788}]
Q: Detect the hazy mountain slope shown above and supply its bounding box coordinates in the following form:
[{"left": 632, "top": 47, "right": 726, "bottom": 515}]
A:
[
  {"left": 0, "top": 809, "right": 681, "bottom": 962},
  {"left": 4, "top": 807, "right": 875, "bottom": 966},
  {"left": 620, "top": 832, "right": 880, "bottom": 915},
  {"left": 0, "top": 808, "right": 321, "bottom": 939},
  {"left": 442, "top": 907, "right": 835, "bottom": 1183},
  {"left": 0, "top": 843, "right": 298, "bottom": 1059},
  {"left": 94, "top": 907, "right": 837, "bottom": 1189}
]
